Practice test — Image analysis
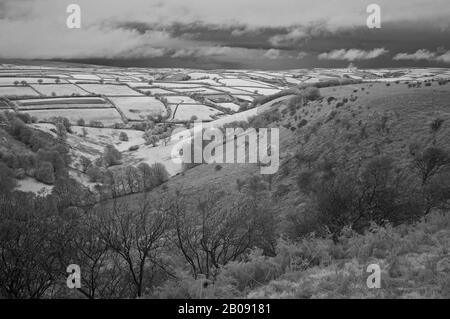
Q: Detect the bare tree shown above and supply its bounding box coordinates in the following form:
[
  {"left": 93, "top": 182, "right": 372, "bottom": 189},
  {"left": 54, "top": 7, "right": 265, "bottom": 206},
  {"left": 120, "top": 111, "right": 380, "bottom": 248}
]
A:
[
  {"left": 165, "top": 188, "right": 275, "bottom": 279},
  {"left": 94, "top": 197, "right": 171, "bottom": 297}
]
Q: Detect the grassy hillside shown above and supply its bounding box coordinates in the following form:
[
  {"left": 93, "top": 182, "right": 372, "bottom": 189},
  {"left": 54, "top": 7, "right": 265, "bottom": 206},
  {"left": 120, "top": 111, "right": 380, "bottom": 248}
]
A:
[
  {"left": 154, "top": 211, "right": 450, "bottom": 299},
  {"left": 139, "top": 81, "right": 450, "bottom": 298}
]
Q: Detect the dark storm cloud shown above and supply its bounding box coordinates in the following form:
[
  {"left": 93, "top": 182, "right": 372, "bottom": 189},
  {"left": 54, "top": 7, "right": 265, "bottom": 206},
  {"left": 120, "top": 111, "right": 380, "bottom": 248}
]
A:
[{"left": 1, "top": 0, "right": 450, "bottom": 69}]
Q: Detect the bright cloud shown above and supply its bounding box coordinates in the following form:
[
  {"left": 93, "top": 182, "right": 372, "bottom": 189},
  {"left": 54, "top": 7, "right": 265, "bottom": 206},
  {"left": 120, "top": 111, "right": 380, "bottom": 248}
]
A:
[
  {"left": 264, "top": 49, "right": 281, "bottom": 60},
  {"left": 393, "top": 49, "right": 450, "bottom": 63},
  {"left": 318, "top": 48, "right": 389, "bottom": 61}
]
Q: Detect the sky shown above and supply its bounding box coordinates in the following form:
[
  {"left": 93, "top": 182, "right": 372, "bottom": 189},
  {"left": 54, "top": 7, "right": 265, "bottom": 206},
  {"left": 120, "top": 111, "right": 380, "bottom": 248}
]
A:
[{"left": 1, "top": 0, "right": 450, "bottom": 69}]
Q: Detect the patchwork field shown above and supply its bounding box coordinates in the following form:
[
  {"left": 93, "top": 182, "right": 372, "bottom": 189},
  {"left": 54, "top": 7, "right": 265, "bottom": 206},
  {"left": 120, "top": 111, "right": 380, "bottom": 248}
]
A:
[
  {"left": 218, "top": 78, "right": 274, "bottom": 88},
  {"left": 25, "top": 108, "right": 123, "bottom": 125},
  {"left": 234, "top": 87, "right": 281, "bottom": 95},
  {"left": 0, "top": 77, "right": 67, "bottom": 85},
  {"left": 173, "top": 87, "right": 223, "bottom": 94},
  {"left": 77, "top": 83, "right": 142, "bottom": 96},
  {"left": 170, "top": 104, "right": 223, "bottom": 122},
  {"left": 217, "top": 102, "right": 241, "bottom": 112},
  {"left": 31, "top": 84, "right": 90, "bottom": 96},
  {"left": 109, "top": 96, "right": 166, "bottom": 121},
  {"left": 164, "top": 95, "right": 199, "bottom": 104},
  {"left": 137, "top": 88, "right": 176, "bottom": 95},
  {"left": 152, "top": 82, "right": 203, "bottom": 89},
  {"left": 0, "top": 86, "right": 40, "bottom": 97}
]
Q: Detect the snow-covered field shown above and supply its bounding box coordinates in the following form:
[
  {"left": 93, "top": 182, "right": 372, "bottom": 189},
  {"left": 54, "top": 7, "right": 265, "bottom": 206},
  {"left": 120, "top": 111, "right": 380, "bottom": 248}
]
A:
[
  {"left": 217, "top": 102, "right": 241, "bottom": 112},
  {"left": 109, "top": 96, "right": 166, "bottom": 121},
  {"left": 31, "top": 84, "right": 89, "bottom": 96},
  {"left": 164, "top": 95, "right": 199, "bottom": 104},
  {"left": 171, "top": 104, "right": 223, "bottom": 122},
  {"left": 234, "top": 87, "right": 281, "bottom": 95},
  {"left": 218, "top": 78, "right": 274, "bottom": 88},
  {"left": 0, "top": 77, "right": 67, "bottom": 85},
  {"left": 77, "top": 83, "right": 142, "bottom": 96},
  {"left": 0, "top": 86, "right": 40, "bottom": 97},
  {"left": 187, "top": 72, "right": 222, "bottom": 80},
  {"left": 173, "top": 87, "right": 223, "bottom": 94},
  {"left": 153, "top": 82, "right": 203, "bottom": 89},
  {"left": 17, "top": 97, "right": 108, "bottom": 105},
  {"left": 212, "top": 86, "right": 256, "bottom": 95},
  {"left": 16, "top": 177, "right": 53, "bottom": 196},
  {"left": 71, "top": 74, "right": 101, "bottom": 80},
  {"left": 234, "top": 95, "right": 255, "bottom": 102},
  {"left": 138, "top": 88, "right": 177, "bottom": 95},
  {"left": 26, "top": 108, "right": 123, "bottom": 125}
]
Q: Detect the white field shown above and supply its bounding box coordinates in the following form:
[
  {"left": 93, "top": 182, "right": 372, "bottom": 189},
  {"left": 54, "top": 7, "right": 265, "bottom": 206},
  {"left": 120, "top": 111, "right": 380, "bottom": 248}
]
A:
[
  {"left": 173, "top": 87, "right": 224, "bottom": 94},
  {"left": 126, "top": 81, "right": 154, "bottom": 88},
  {"left": 109, "top": 96, "right": 166, "bottom": 121},
  {"left": 25, "top": 108, "right": 123, "bottom": 125},
  {"left": 31, "top": 84, "right": 90, "bottom": 96},
  {"left": 0, "top": 86, "right": 40, "bottom": 97},
  {"left": 234, "top": 87, "right": 281, "bottom": 95},
  {"left": 165, "top": 95, "right": 199, "bottom": 104},
  {"left": 218, "top": 78, "right": 274, "bottom": 88},
  {"left": 71, "top": 74, "right": 101, "bottom": 80},
  {"left": 171, "top": 104, "right": 222, "bottom": 122},
  {"left": 217, "top": 102, "right": 241, "bottom": 112},
  {"left": 16, "top": 177, "right": 53, "bottom": 196},
  {"left": 17, "top": 97, "right": 107, "bottom": 105},
  {"left": 234, "top": 95, "right": 255, "bottom": 102},
  {"left": 0, "top": 77, "right": 68, "bottom": 85},
  {"left": 211, "top": 86, "right": 254, "bottom": 94},
  {"left": 188, "top": 72, "right": 222, "bottom": 80},
  {"left": 285, "top": 77, "right": 303, "bottom": 85},
  {"left": 138, "top": 88, "right": 176, "bottom": 95},
  {"left": 153, "top": 82, "right": 203, "bottom": 89},
  {"left": 70, "top": 126, "right": 147, "bottom": 152},
  {"left": 77, "top": 84, "right": 142, "bottom": 96},
  {"left": 184, "top": 79, "right": 219, "bottom": 86}
]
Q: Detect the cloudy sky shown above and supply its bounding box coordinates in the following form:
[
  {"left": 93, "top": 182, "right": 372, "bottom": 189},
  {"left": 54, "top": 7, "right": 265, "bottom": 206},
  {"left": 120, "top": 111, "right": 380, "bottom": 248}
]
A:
[{"left": 1, "top": 0, "right": 450, "bottom": 69}]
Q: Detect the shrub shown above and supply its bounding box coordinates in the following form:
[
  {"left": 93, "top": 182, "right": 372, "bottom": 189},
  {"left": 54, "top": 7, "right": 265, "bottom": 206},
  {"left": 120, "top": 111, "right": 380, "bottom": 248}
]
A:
[
  {"left": 149, "top": 162, "right": 169, "bottom": 186},
  {"left": 77, "top": 118, "right": 85, "bottom": 126},
  {"left": 288, "top": 95, "right": 303, "bottom": 110},
  {"left": 79, "top": 156, "right": 92, "bottom": 173},
  {"left": 143, "top": 131, "right": 159, "bottom": 146},
  {"left": 219, "top": 250, "right": 282, "bottom": 291},
  {"left": 16, "top": 113, "right": 32, "bottom": 124},
  {"left": 86, "top": 165, "right": 103, "bottom": 183},
  {"left": 102, "top": 145, "right": 122, "bottom": 167},
  {"left": 297, "top": 119, "right": 308, "bottom": 128},
  {"left": 89, "top": 121, "right": 104, "bottom": 128},
  {"left": 35, "top": 161, "right": 55, "bottom": 185},
  {"left": 303, "top": 87, "right": 321, "bottom": 101},
  {"left": 0, "top": 162, "right": 16, "bottom": 195},
  {"left": 119, "top": 132, "right": 129, "bottom": 142}
]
